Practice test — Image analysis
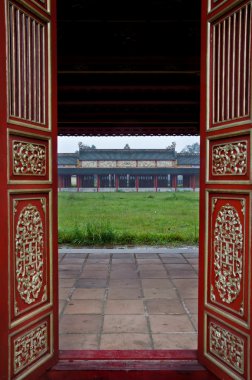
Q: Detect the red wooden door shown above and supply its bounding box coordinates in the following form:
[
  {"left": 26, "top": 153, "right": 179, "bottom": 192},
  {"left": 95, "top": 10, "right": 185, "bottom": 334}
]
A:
[
  {"left": 199, "top": 0, "right": 252, "bottom": 379},
  {"left": 0, "top": 1, "right": 58, "bottom": 379}
]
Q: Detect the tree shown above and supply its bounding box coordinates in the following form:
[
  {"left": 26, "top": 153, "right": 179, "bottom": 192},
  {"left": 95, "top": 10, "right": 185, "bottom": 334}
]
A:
[
  {"left": 166, "top": 142, "right": 176, "bottom": 151},
  {"left": 181, "top": 142, "right": 200, "bottom": 154},
  {"left": 78, "top": 142, "right": 96, "bottom": 150},
  {"left": 124, "top": 144, "right": 130, "bottom": 149}
]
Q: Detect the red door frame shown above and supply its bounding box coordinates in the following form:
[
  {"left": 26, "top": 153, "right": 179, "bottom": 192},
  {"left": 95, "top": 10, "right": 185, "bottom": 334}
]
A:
[
  {"left": 4, "top": 0, "right": 250, "bottom": 378},
  {"left": 0, "top": 1, "right": 59, "bottom": 379}
]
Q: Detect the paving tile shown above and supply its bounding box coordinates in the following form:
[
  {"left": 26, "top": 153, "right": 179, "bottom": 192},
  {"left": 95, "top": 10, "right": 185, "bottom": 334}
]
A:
[
  {"left": 72, "top": 288, "right": 105, "bottom": 300},
  {"left": 139, "top": 270, "right": 168, "bottom": 279},
  {"left": 103, "top": 315, "right": 148, "bottom": 333},
  {"left": 108, "top": 288, "right": 142, "bottom": 300},
  {"left": 164, "top": 264, "right": 193, "bottom": 270},
  {"left": 183, "top": 253, "right": 199, "bottom": 258},
  {"left": 109, "top": 279, "right": 141, "bottom": 288},
  {"left": 152, "top": 333, "right": 198, "bottom": 349},
  {"left": 135, "top": 254, "right": 161, "bottom": 259},
  {"left": 145, "top": 299, "right": 185, "bottom": 315},
  {"left": 88, "top": 254, "right": 111, "bottom": 259},
  {"left": 112, "top": 253, "right": 134, "bottom": 259},
  {"left": 100, "top": 334, "right": 151, "bottom": 350},
  {"left": 59, "top": 278, "right": 76, "bottom": 287},
  {"left": 86, "top": 259, "right": 110, "bottom": 264},
  {"left": 110, "top": 271, "right": 138, "bottom": 279},
  {"left": 59, "top": 300, "right": 66, "bottom": 314},
  {"left": 136, "top": 259, "right": 162, "bottom": 264},
  {"left": 111, "top": 264, "right": 137, "bottom": 270},
  {"left": 160, "top": 258, "right": 187, "bottom": 264},
  {"left": 59, "top": 334, "right": 99, "bottom": 350},
  {"left": 149, "top": 315, "right": 195, "bottom": 333},
  {"left": 65, "top": 253, "right": 88, "bottom": 259},
  {"left": 141, "top": 279, "right": 174, "bottom": 289},
  {"left": 173, "top": 279, "right": 198, "bottom": 298},
  {"left": 169, "top": 270, "right": 198, "bottom": 279},
  {"left": 192, "top": 265, "right": 198, "bottom": 272},
  {"left": 84, "top": 264, "right": 109, "bottom": 271},
  {"left": 59, "top": 315, "right": 102, "bottom": 334},
  {"left": 138, "top": 264, "right": 166, "bottom": 271},
  {"left": 183, "top": 299, "right": 198, "bottom": 314},
  {"left": 59, "top": 288, "right": 73, "bottom": 300},
  {"left": 105, "top": 300, "right": 145, "bottom": 314},
  {"left": 59, "top": 264, "right": 82, "bottom": 272},
  {"left": 64, "top": 300, "right": 103, "bottom": 314},
  {"left": 59, "top": 271, "right": 80, "bottom": 279},
  {"left": 159, "top": 253, "right": 181, "bottom": 258},
  {"left": 61, "top": 258, "right": 85, "bottom": 265},
  {"left": 143, "top": 288, "right": 177, "bottom": 299},
  {"left": 76, "top": 279, "right": 107, "bottom": 288},
  {"left": 187, "top": 258, "right": 199, "bottom": 265},
  {"left": 191, "top": 314, "right": 198, "bottom": 331},
  {"left": 80, "top": 270, "right": 108, "bottom": 279}
]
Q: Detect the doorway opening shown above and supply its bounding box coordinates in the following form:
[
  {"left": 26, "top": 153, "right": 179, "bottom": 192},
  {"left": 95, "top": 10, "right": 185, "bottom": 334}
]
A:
[{"left": 57, "top": 135, "right": 200, "bottom": 350}]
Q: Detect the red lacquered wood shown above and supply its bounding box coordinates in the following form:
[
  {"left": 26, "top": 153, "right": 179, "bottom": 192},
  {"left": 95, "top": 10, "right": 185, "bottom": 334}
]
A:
[
  {"left": 0, "top": 1, "right": 58, "bottom": 379},
  {"left": 41, "top": 359, "right": 217, "bottom": 380},
  {"left": 198, "top": 0, "right": 252, "bottom": 379},
  {"left": 59, "top": 350, "right": 198, "bottom": 361},
  {"left": 0, "top": 1, "right": 9, "bottom": 379}
]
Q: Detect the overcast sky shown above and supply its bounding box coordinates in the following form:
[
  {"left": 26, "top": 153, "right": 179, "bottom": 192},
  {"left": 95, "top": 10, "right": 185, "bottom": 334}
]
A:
[{"left": 58, "top": 136, "right": 200, "bottom": 153}]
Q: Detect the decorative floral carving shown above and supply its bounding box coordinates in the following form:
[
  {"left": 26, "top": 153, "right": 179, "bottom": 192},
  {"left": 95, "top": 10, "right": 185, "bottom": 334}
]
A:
[
  {"left": 209, "top": 322, "right": 244, "bottom": 374},
  {"left": 15, "top": 204, "right": 44, "bottom": 305},
  {"left": 212, "top": 142, "right": 247, "bottom": 176},
  {"left": 214, "top": 204, "right": 243, "bottom": 304},
  {"left": 210, "top": 284, "right": 216, "bottom": 301},
  {"left": 14, "top": 322, "right": 48, "bottom": 374},
  {"left": 13, "top": 141, "right": 46, "bottom": 176}
]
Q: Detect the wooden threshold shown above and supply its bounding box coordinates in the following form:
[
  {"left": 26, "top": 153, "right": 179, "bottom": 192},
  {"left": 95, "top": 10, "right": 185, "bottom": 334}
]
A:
[{"left": 41, "top": 350, "right": 218, "bottom": 380}]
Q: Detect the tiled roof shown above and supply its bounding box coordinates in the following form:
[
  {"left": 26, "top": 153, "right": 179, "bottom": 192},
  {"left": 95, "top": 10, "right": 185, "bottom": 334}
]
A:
[
  {"left": 79, "top": 149, "right": 176, "bottom": 161},
  {"left": 57, "top": 150, "right": 200, "bottom": 165},
  {"left": 58, "top": 153, "right": 78, "bottom": 165},
  {"left": 177, "top": 153, "right": 200, "bottom": 165}
]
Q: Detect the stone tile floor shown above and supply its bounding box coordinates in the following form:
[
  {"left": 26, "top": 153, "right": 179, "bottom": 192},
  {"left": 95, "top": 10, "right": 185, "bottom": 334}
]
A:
[{"left": 59, "top": 247, "right": 198, "bottom": 350}]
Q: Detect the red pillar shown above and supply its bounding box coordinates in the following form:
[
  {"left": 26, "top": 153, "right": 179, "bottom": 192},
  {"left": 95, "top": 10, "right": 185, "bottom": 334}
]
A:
[
  {"left": 136, "top": 176, "right": 139, "bottom": 192},
  {"left": 77, "top": 175, "right": 80, "bottom": 192},
  {"left": 189, "top": 175, "right": 196, "bottom": 191},
  {"left": 171, "top": 174, "right": 177, "bottom": 190}
]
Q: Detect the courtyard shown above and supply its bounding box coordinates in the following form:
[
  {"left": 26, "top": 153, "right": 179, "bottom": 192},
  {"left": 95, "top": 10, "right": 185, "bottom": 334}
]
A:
[{"left": 59, "top": 246, "right": 198, "bottom": 350}]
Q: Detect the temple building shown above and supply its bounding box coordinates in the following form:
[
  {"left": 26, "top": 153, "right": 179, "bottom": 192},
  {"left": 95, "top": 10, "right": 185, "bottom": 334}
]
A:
[{"left": 58, "top": 147, "right": 199, "bottom": 192}]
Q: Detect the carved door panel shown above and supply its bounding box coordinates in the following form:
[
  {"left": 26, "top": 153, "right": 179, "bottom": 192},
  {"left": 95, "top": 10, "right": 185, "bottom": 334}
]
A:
[
  {"left": 0, "top": 1, "right": 58, "bottom": 379},
  {"left": 199, "top": 0, "right": 252, "bottom": 379}
]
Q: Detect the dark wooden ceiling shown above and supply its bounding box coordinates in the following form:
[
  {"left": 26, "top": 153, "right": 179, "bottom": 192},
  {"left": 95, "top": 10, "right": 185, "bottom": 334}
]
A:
[{"left": 57, "top": 0, "right": 201, "bottom": 136}]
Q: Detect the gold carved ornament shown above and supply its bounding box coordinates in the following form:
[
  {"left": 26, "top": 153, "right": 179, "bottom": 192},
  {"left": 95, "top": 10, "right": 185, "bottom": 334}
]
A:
[
  {"left": 209, "top": 322, "right": 244, "bottom": 374},
  {"left": 212, "top": 142, "right": 247, "bottom": 176},
  {"left": 13, "top": 141, "right": 46, "bottom": 176},
  {"left": 213, "top": 204, "right": 243, "bottom": 304},
  {"left": 14, "top": 322, "right": 48, "bottom": 374},
  {"left": 15, "top": 204, "right": 44, "bottom": 305}
]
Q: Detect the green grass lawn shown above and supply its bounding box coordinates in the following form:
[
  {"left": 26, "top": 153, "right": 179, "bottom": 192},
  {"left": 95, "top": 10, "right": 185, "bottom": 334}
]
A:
[{"left": 58, "top": 191, "right": 199, "bottom": 246}]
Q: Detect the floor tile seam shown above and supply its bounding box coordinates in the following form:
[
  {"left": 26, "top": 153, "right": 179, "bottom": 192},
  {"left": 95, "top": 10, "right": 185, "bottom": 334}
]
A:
[
  {"left": 134, "top": 253, "right": 154, "bottom": 350},
  {"left": 181, "top": 253, "right": 199, "bottom": 275},
  {"left": 59, "top": 253, "right": 91, "bottom": 320},
  {"left": 160, "top": 256, "right": 198, "bottom": 333},
  {"left": 97, "top": 253, "right": 113, "bottom": 349},
  {"left": 58, "top": 252, "right": 67, "bottom": 263}
]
